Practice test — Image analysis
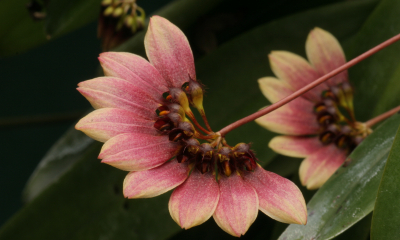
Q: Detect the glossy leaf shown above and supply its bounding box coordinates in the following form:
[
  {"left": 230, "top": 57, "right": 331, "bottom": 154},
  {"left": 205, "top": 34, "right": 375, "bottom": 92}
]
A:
[
  {"left": 0, "top": 142, "right": 183, "bottom": 240},
  {"left": 278, "top": 114, "right": 400, "bottom": 240},
  {"left": 333, "top": 214, "right": 372, "bottom": 240},
  {"left": 22, "top": 126, "right": 94, "bottom": 202},
  {"left": 370, "top": 124, "right": 400, "bottom": 239}
]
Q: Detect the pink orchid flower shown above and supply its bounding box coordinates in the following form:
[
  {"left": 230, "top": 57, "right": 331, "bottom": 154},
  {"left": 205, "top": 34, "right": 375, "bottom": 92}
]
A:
[
  {"left": 257, "top": 28, "right": 371, "bottom": 190},
  {"left": 76, "top": 16, "right": 307, "bottom": 237}
]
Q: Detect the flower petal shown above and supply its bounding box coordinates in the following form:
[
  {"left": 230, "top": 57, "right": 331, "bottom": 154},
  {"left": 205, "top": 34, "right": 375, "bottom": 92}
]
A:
[
  {"left": 213, "top": 174, "right": 259, "bottom": 237},
  {"left": 258, "top": 77, "right": 293, "bottom": 103},
  {"left": 123, "top": 160, "right": 189, "bottom": 198},
  {"left": 306, "top": 27, "right": 348, "bottom": 86},
  {"left": 243, "top": 166, "right": 307, "bottom": 225},
  {"left": 299, "top": 144, "right": 347, "bottom": 190},
  {"left": 100, "top": 133, "right": 180, "bottom": 171},
  {"left": 144, "top": 16, "right": 195, "bottom": 88},
  {"left": 255, "top": 99, "right": 319, "bottom": 135},
  {"left": 100, "top": 52, "right": 169, "bottom": 94},
  {"left": 98, "top": 55, "right": 166, "bottom": 100},
  {"left": 75, "top": 108, "right": 157, "bottom": 142},
  {"left": 169, "top": 170, "right": 220, "bottom": 229},
  {"left": 269, "top": 51, "right": 327, "bottom": 102},
  {"left": 77, "top": 77, "right": 158, "bottom": 120},
  {"left": 269, "top": 136, "right": 323, "bottom": 158}
]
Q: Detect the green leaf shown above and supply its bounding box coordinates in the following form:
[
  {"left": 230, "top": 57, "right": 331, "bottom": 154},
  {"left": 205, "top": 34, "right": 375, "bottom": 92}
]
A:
[
  {"left": 333, "top": 213, "right": 372, "bottom": 240},
  {"left": 0, "top": 142, "right": 183, "bottom": 240},
  {"left": 22, "top": 126, "right": 94, "bottom": 202},
  {"left": 345, "top": 0, "right": 400, "bottom": 121},
  {"left": 370, "top": 122, "right": 400, "bottom": 238},
  {"left": 44, "top": 0, "right": 101, "bottom": 38},
  {"left": 278, "top": 114, "right": 400, "bottom": 240},
  {"left": 0, "top": 0, "right": 46, "bottom": 56}
]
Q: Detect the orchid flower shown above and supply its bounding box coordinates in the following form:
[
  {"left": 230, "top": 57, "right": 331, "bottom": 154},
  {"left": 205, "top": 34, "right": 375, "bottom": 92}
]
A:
[
  {"left": 257, "top": 28, "right": 372, "bottom": 190},
  {"left": 76, "top": 16, "right": 307, "bottom": 237}
]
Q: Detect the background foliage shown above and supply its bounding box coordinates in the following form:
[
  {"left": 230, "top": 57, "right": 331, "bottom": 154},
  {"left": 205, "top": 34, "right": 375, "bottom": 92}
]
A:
[{"left": 1, "top": 0, "right": 400, "bottom": 239}]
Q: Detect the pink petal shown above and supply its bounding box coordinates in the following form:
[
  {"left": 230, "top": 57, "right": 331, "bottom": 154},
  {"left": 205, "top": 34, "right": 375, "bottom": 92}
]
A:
[
  {"left": 144, "top": 16, "right": 195, "bottom": 88},
  {"left": 169, "top": 170, "right": 220, "bottom": 229},
  {"left": 243, "top": 166, "right": 307, "bottom": 225},
  {"left": 299, "top": 144, "right": 347, "bottom": 190},
  {"left": 305, "top": 27, "right": 348, "bottom": 86},
  {"left": 100, "top": 52, "right": 169, "bottom": 94},
  {"left": 255, "top": 99, "right": 319, "bottom": 135},
  {"left": 269, "top": 51, "right": 327, "bottom": 102},
  {"left": 213, "top": 174, "right": 259, "bottom": 237},
  {"left": 75, "top": 108, "right": 157, "bottom": 142},
  {"left": 98, "top": 55, "right": 166, "bottom": 100},
  {"left": 100, "top": 133, "right": 180, "bottom": 171},
  {"left": 123, "top": 160, "right": 189, "bottom": 198},
  {"left": 258, "top": 77, "right": 293, "bottom": 103},
  {"left": 77, "top": 77, "right": 159, "bottom": 120},
  {"left": 269, "top": 136, "right": 323, "bottom": 158}
]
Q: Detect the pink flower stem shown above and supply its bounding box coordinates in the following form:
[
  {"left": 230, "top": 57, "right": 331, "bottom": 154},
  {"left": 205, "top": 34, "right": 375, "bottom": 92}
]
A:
[
  {"left": 365, "top": 105, "right": 400, "bottom": 128},
  {"left": 218, "top": 33, "right": 400, "bottom": 137},
  {"left": 186, "top": 112, "right": 213, "bottom": 135}
]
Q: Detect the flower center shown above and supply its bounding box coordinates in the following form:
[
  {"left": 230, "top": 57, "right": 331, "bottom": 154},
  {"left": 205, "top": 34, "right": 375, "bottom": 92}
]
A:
[
  {"left": 153, "top": 81, "right": 258, "bottom": 177},
  {"left": 314, "top": 82, "right": 372, "bottom": 152}
]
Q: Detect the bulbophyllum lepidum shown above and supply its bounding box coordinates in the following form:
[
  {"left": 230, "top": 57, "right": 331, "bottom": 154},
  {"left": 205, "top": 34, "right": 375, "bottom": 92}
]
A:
[{"left": 75, "top": 16, "right": 307, "bottom": 237}]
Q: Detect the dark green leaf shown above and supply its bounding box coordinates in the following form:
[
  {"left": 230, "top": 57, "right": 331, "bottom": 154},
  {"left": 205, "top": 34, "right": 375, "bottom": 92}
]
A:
[
  {"left": 333, "top": 213, "right": 371, "bottom": 240},
  {"left": 278, "top": 114, "right": 400, "bottom": 240},
  {"left": 22, "top": 126, "right": 94, "bottom": 202},
  {"left": 0, "top": 0, "right": 46, "bottom": 56},
  {"left": 45, "top": 0, "right": 101, "bottom": 38},
  {"left": 0, "top": 142, "right": 183, "bottom": 240},
  {"left": 370, "top": 122, "right": 400, "bottom": 239},
  {"left": 345, "top": 0, "right": 400, "bottom": 120}
]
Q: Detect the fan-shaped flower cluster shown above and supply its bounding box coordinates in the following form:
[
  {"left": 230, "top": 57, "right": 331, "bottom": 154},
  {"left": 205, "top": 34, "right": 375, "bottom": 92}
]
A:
[
  {"left": 257, "top": 28, "right": 372, "bottom": 190},
  {"left": 76, "top": 16, "right": 307, "bottom": 237}
]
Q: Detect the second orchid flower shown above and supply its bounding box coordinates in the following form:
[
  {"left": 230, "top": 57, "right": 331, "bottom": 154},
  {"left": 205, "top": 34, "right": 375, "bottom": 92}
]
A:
[{"left": 257, "top": 28, "right": 372, "bottom": 190}]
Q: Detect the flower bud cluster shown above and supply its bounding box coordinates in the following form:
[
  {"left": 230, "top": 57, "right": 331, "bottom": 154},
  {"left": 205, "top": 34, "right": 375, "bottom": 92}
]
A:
[
  {"left": 154, "top": 82, "right": 258, "bottom": 177},
  {"left": 314, "top": 82, "right": 371, "bottom": 151},
  {"left": 98, "top": 0, "right": 145, "bottom": 51},
  {"left": 177, "top": 140, "right": 258, "bottom": 177}
]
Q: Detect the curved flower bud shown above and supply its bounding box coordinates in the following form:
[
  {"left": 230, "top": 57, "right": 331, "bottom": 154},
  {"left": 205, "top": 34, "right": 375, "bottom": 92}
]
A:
[{"left": 188, "top": 78, "right": 204, "bottom": 112}]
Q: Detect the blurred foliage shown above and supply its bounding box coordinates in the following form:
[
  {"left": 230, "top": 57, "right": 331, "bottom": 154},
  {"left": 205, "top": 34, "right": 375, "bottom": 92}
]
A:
[{"left": 2, "top": 0, "right": 400, "bottom": 239}]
